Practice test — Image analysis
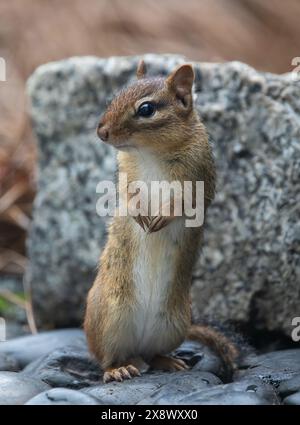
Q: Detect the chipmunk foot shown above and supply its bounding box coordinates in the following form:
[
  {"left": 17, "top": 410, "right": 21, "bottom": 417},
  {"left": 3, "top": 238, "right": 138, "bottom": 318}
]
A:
[
  {"left": 103, "top": 364, "right": 141, "bottom": 383},
  {"left": 149, "top": 355, "right": 189, "bottom": 372}
]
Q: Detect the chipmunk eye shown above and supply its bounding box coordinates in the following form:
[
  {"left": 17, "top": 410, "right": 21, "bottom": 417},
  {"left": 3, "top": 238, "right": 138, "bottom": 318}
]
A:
[{"left": 137, "top": 102, "right": 155, "bottom": 118}]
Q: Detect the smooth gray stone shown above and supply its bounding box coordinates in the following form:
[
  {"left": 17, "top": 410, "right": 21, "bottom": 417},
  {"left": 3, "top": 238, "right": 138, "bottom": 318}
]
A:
[
  {"left": 0, "top": 329, "right": 85, "bottom": 368},
  {"left": 4, "top": 321, "right": 30, "bottom": 340},
  {"left": 283, "top": 392, "right": 300, "bottom": 405},
  {"left": 0, "top": 371, "right": 49, "bottom": 405},
  {"left": 278, "top": 373, "right": 300, "bottom": 397},
  {"left": 84, "top": 371, "right": 221, "bottom": 405},
  {"left": 22, "top": 345, "right": 101, "bottom": 389},
  {"left": 236, "top": 349, "right": 300, "bottom": 385},
  {"left": 140, "top": 377, "right": 279, "bottom": 405},
  {"left": 26, "top": 388, "right": 101, "bottom": 405},
  {"left": 0, "top": 353, "right": 20, "bottom": 372}
]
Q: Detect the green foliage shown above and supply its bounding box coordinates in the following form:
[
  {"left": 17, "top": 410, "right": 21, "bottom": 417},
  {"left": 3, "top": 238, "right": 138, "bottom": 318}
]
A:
[
  {"left": 0, "top": 292, "right": 26, "bottom": 315},
  {"left": 0, "top": 297, "right": 11, "bottom": 315}
]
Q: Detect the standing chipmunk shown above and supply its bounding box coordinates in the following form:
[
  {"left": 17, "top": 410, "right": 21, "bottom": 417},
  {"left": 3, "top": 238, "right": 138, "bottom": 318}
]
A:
[{"left": 84, "top": 60, "right": 240, "bottom": 383}]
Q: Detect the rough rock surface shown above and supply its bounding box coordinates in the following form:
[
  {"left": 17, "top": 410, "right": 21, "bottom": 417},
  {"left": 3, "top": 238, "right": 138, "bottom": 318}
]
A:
[
  {"left": 0, "top": 329, "right": 298, "bottom": 405},
  {"left": 27, "top": 54, "right": 300, "bottom": 334}
]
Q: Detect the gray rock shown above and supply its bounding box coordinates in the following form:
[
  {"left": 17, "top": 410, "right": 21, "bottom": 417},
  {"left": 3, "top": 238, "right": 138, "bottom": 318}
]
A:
[
  {"left": 173, "top": 379, "right": 279, "bottom": 405},
  {"left": 84, "top": 373, "right": 169, "bottom": 405},
  {"left": 0, "top": 371, "right": 49, "bottom": 405},
  {"left": 20, "top": 335, "right": 224, "bottom": 393},
  {"left": 138, "top": 372, "right": 222, "bottom": 405},
  {"left": 0, "top": 353, "right": 20, "bottom": 372},
  {"left": 84, "top": 371, "right": 221, "bottom": 405},
  {"left": 283, "top": 392, "right": 300, "bottom": 405},
  {"left": 278, "top": 373, "right": 300, "bottom": 397},
  {"left": 22, "top": 345, "right": 101, "bottom": 389},
  {"left": 236, "top": 349, "right": 300, "bottom": 385},
  {"left": 27, "top": 55, "right": 300, "bottom": 334},
  {"left": 141, "top": 377, "right": 278, "bottom": 405},
  {"left": 192, "top": 62, "right": 300, "bottom": 336},
  {"left": 26, "top": 388, "right": 101, "bottom": 405},
  {"left": 0, "top": 329, "right": 85, "bottom": 368}
]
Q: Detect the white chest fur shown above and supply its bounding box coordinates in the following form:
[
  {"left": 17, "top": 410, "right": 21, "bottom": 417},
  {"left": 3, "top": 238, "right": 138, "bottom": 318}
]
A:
[{"left": 130, "top": 152, "right": 185, "bottom": 357}]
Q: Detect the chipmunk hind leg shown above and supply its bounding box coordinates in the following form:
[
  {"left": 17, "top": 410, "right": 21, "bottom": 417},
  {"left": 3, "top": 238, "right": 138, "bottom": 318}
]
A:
[{"left": 149, "top": 355, "right": 189, "bottom": 372}]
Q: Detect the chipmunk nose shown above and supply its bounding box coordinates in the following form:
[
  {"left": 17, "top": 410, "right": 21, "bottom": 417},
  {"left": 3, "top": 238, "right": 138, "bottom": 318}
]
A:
[{"left": 97, "top": 122, "right": 110, "bottom": 142}]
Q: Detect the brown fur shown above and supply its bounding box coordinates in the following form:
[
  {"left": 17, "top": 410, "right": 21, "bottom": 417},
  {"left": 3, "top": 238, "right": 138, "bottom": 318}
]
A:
[{"left": 85, "top": 61, "right": 239, "bottom": 382}]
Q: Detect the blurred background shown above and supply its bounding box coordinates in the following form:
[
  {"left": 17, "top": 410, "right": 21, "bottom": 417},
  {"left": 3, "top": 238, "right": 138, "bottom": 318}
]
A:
[{"left": 0, "top": 0, "right": 299, "bottom": 335}]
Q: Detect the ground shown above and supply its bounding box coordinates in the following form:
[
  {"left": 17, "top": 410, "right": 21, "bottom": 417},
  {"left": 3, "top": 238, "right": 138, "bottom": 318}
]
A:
[{"left": 0, "top": 329, "right": 299, "bottom": 405}]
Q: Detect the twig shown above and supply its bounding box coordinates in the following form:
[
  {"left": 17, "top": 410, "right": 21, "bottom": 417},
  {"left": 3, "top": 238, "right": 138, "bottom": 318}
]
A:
[
  {"left": 3, "top": 205, "right": 30, "bottom": 230},
  {"left": 0, "top": 249, "right": 27, "bottom": 272},
  {"left": 0, "top": 181, "right": 29, "bottom": 215}
]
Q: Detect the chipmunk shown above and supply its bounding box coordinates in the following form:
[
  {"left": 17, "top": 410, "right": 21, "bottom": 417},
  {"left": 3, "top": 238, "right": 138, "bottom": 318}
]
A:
[{"left": 84, "top": 60, "right": 240, "bottom": 383}]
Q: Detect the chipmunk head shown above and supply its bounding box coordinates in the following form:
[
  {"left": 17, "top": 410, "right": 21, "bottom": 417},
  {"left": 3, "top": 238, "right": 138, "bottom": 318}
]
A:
[{"left": 97, "top": 61, "right": 196, "bottom": 153}]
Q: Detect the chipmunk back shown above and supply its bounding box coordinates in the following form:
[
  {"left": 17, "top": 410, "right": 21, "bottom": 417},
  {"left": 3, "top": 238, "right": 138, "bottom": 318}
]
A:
[{"left": 84, "top": 60, "right": 240, "bottom": 383}]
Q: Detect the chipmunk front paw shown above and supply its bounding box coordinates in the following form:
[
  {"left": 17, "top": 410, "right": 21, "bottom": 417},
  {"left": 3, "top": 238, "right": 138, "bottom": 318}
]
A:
[
  {"left": 147, "top": 215, "right": 175, "bottom": 233},
  {"left": 133, "top": 214, "right": 151, "bottom": 231},
  {"left": 103, "top": 365, "right": 141, "bottom": 383}
]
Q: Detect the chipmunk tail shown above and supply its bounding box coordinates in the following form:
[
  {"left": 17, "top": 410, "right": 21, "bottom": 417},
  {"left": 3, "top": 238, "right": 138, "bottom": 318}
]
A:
[{"left": 187, "top": 319, "right": 251, "bottom": 382}]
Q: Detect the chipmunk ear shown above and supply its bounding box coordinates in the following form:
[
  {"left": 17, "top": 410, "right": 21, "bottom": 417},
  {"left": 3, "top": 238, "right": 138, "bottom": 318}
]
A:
[
  {"left": 136, "top": 60, "right": 147, "bottom": 79},
  {"left": 166, "top": 64, "right": 194, "bottom": 108}
]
